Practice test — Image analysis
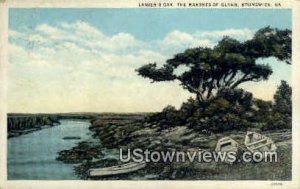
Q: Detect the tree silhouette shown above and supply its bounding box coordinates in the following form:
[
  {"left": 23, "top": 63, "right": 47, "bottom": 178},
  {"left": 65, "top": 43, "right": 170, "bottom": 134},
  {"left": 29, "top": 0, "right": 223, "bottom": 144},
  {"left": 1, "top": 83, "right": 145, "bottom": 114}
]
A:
[
  {"left": 136, "top": 27, "right": 291, "bottom": 107},
  {"left": 273, "top": 80, "right": 292, "bottom": 115}
]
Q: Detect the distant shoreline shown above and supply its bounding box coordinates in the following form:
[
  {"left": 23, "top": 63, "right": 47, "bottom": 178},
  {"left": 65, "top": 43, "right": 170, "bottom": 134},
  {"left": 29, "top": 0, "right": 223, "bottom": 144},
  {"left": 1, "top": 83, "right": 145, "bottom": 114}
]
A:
[{"left": 7, "top": 113, "right": 150, "bottom": 138}]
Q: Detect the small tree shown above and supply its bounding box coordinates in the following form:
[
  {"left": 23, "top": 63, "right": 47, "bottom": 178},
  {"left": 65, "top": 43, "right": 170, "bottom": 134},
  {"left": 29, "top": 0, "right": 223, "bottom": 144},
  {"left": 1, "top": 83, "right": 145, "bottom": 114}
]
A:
[
  {"left": 273, "top": 80, "right": 292, "bottom": 115},
  {"left": 136, "top": 27, "right": 291, "bottom": 109}
]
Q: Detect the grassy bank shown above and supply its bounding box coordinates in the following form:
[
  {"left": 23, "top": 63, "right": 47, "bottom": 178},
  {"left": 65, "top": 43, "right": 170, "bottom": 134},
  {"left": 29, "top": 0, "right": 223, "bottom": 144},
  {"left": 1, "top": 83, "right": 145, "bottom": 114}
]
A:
[{"left": 56, "top": 114, "right": 292, "bottom": 180}]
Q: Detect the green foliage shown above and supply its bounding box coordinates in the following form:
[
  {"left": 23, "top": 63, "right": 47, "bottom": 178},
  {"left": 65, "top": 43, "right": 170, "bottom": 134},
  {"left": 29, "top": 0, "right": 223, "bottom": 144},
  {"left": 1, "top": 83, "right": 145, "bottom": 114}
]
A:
[
  {"left": 137, "top": 63, "right": 176, "bottom": 82},
  {"left": 255, "top": 99, "right": 272, "bottom": 112},
  {"left": 7, "top": 115, "right": 60, "bottom": 131},
  {"left": 136, "top": 27, "right": 291, "bottom": 106},
  {"left": 176, "top": 97, "right": 198, "bottom": 121},
  {"left": 217, "top": 88, "right": 253, "bottom": 110},
  {"left": 273, "top": 80, "right": 292, "bottom": 115},
  {"left": 186, "top": 89, "right": 254, "bottom": 132},
  {"left": 138, "top": 27, "right": 292, "bottom": 132},
  {"left": 187, "top": 113, "right": 251, "bottom": 132},
  {"left": 205, "top": 98, "right": 231, "bottom": 115},
  {"left": 261, "top": 81, "right": 292, "bottom": 130},
  {"left": 144, "top": 82, "right": 292, "bottom": 132},
  {"left": 144, "top": 105, "right": 182, "bottom": 129},
  {"left": 245, "top": 27, "right": 291, "bottom": 64},
  {"left": 262, "top": 112, "right": 292, "bottom": 131}
]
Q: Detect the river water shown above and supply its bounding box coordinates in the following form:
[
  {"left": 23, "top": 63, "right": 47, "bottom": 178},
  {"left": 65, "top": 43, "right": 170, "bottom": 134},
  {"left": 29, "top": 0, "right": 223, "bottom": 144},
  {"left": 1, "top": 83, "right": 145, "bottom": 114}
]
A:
[{"left": 7, "top": 119, "right": 92, "bottom": 180}]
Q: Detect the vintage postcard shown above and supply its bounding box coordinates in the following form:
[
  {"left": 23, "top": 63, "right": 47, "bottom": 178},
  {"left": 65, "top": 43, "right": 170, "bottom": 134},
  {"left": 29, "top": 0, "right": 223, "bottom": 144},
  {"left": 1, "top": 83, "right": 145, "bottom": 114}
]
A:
[{"left": 0, "top": 0, "right": 300, "bottom": 188}]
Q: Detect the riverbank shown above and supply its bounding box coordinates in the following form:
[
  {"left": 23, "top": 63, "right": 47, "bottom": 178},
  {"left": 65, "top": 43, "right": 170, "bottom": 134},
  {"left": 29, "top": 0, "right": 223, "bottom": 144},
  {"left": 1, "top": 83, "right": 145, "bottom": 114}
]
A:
[
  {"left": 7, "top": 114, "right": 60, "bottom": 138},
  {"left": 7, "top": 113, "right": 103, "bottom": 138},
  {"left": 56, "top": 114, "right": 292, "bottom": 180},
  {"left": 8, "top": 119, "right": 93, "bottom": 180}
]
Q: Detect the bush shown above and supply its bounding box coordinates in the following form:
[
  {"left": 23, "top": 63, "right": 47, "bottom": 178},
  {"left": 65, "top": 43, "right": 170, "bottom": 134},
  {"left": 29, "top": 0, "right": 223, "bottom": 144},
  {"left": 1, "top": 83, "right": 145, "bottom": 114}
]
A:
[
  {"left": 177, "top": 98, "right": 198, "bottom": 122},
  {"left": 262, "top": 112, "right": 291, "bottom": 130},
  {"left": 188, "top": 112, "right": 251, "bottom": 132},
  {"left": 217, "top": 88, "right": 253, "bottom": 110},
  {"left": 144, "top": 105, "right": 182, "bottom": 129},
  {"left": 143, "top": 84, "right": 292, "bottom": 132}
]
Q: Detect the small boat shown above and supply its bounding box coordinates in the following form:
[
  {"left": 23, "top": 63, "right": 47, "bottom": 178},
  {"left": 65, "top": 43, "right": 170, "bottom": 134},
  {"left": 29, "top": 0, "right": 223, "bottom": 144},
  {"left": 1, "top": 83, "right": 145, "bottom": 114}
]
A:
[
  {"left": 63, "top": 136, "right": 81, "bottom": 140},
  {"left": 88, "top": 161, "right": 146, "bottom": 177},
  {"left": 215, "top": 137, "right": 239, "bottom": 153},
  {"left": 244, "top": 131, "right": 277, "bottom": 153},
  {"left": 215, "top": 137, "right": 239, "bottom": 163}
]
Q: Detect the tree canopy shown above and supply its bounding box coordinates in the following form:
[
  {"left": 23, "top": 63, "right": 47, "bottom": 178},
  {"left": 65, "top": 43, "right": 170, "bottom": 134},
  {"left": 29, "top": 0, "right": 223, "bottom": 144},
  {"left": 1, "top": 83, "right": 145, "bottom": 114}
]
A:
[{"left": 136, "top": 27, "right": 291, "bottom": 106}]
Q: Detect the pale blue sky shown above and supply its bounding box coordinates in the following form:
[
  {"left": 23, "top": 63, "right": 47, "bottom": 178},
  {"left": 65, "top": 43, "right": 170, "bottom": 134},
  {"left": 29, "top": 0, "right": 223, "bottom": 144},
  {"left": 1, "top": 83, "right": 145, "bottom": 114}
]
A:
[
  {"left": 8, "top": 9, "right": 292, "bottom": 113},
  {"left": 10, "top": 9, "right": 291, "bottom": 40}
]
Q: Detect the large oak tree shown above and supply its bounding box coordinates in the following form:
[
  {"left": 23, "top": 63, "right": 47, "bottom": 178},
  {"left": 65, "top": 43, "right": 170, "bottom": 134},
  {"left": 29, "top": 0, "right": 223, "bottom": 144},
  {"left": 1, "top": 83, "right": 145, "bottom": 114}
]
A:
[{"left": 136, "top": 27, "right": 291, "bottom": 107}]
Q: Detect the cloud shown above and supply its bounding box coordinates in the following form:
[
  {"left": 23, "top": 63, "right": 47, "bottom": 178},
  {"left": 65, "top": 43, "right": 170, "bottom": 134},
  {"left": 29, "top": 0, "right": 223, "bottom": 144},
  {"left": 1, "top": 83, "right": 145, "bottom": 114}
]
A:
[
  {"left": 157, "top": 28, "right": 254, "bottom": 55},
  {"left": 195, "top": 28, "right": 255, "bottom": 41},
  {"left": 11, "top": 21, "right": 144, "bottom": 54},
  {"left": 36, "top": 23, "right": 63, "bottom": 37},
  {"left": 159, "top": 30, "right": 215, "bottom": 54},
  {"left": 8, "top": 21, "right": 182, "bottom": 113},
  {"left": 61, "top": 20, "right": 104, "bottom": 38},
  {"left": 9, "top": 21, "right": 266, "bottom": 113}
]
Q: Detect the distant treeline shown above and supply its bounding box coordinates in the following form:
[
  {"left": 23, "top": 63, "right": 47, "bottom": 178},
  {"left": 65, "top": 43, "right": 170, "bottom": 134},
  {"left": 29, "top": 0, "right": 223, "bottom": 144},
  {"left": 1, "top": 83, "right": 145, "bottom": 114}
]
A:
[
  {"left": 7, "top": 114, "right": 60, "bottom": 132},
  {"left": 7, "top": 112, "right": 149, "bottom": 132}
]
